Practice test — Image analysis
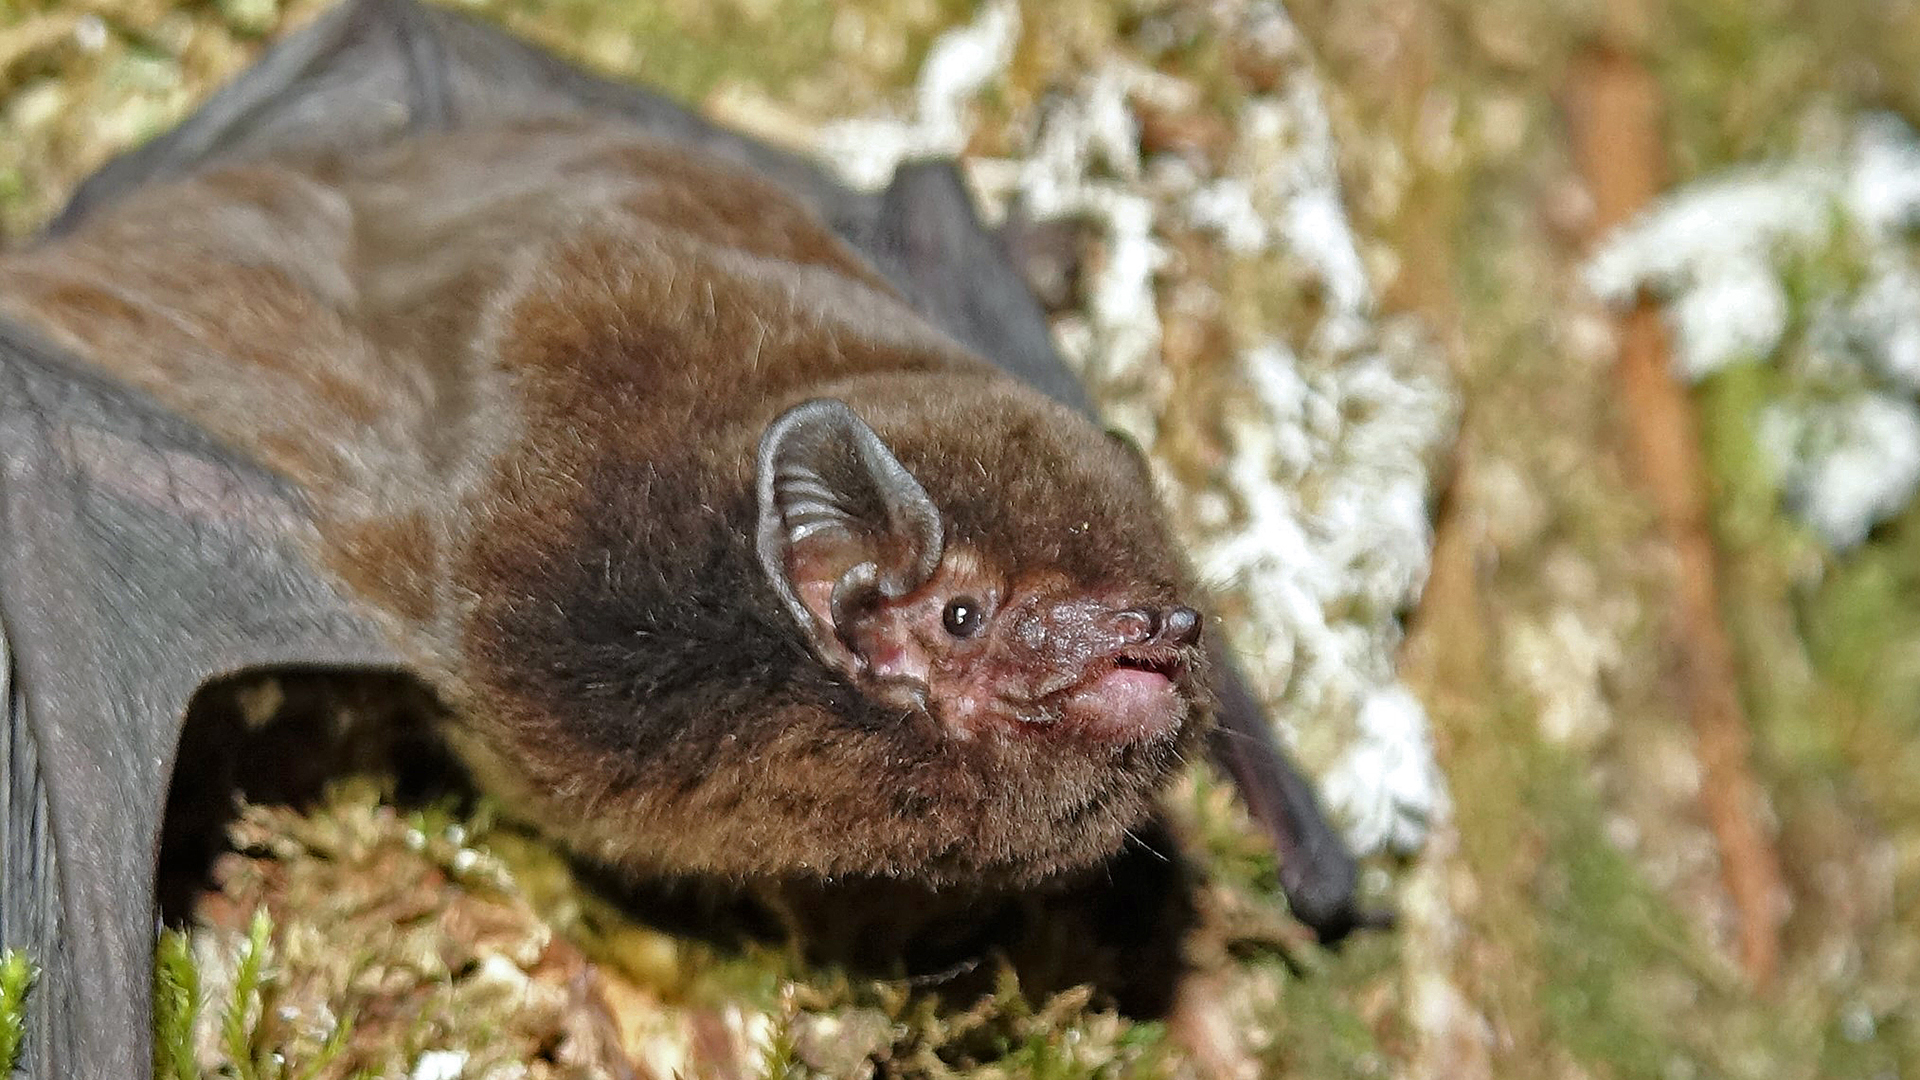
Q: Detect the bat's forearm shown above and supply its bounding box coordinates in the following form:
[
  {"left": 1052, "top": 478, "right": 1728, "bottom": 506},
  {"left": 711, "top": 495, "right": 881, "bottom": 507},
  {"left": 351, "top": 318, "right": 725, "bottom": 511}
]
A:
[{"left": 1205, "top": 639, "right": 1365, "bottom": 941}]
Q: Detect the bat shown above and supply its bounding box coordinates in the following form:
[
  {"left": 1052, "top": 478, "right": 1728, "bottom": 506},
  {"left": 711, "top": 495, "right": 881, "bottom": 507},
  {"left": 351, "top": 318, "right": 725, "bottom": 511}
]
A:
[{"left": 0, "top": 0, "right": 1363, "bottom": 1073}]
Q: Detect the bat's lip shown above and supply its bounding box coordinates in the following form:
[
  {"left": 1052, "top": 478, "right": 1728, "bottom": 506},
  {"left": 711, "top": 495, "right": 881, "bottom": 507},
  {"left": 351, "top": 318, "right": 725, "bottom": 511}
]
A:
[
  {"left": 1044, "top": 646, "right": 1192, "bottom": 741},
  {"left": 1108, "top": 644, "right": 1190, "bottom": 683}
]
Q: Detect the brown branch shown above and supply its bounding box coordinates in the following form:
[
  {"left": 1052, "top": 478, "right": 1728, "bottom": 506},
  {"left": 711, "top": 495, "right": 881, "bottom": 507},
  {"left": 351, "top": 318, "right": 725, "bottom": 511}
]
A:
[{"left": 1564, "top": 44, "right": 1786, "bottom": 990}]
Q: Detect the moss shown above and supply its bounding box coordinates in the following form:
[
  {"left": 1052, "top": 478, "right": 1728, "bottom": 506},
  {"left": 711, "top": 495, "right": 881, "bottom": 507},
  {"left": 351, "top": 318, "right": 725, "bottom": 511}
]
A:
[
  {"left": 1526, "top": 756, "right": 1723, "bottom": 1080},
  {"left": 1657, "top": 0, "right": 1816, "bottom": 171},
  {"left": 1804, "top": 516, "right": 1920, "bottom": 717},
  {"left": 0, "top": 949, "right": 35, "bottom": 1075},
  {"left": 474, "top": 0, "right": 837, "bottom": 101},
  {"left": 1260, "top": 943, "right": 1398, "bottom": 1079},
  {"left": 466, "top": 0, "right": 974, "bottom": 108},
  {"left": 153, "top": 930, "right": 202, "bottom": 1080},
  {"left": 153, "top": 910, "right": 364, "bottom": 1080},
  {"left": 219, "top": 911, "right": 273, "bottom": 1080}
]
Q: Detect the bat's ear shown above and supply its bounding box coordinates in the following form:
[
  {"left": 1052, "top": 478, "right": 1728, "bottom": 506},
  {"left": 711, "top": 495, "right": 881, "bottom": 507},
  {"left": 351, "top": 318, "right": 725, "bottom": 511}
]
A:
[{"left": 756, "top": 399, "right": 945, "bottom": 674}]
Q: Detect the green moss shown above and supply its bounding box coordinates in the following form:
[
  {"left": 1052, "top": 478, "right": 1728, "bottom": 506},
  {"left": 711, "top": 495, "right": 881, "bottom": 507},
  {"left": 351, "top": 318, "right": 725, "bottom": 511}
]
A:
[
  {"left": 479, "top": 0, "right": 833, "bottom": 100},
  {"left": 220, "top": 911, "right": 273, "bottom": 1080},
  {"left": 1804, "top": 516, "right": 1920, "bottom": 719},
  {"left": 1181, "top": 766, "right": 1285, "bottom": 896},
  {"left": 0, "top": 166, "right": 26, "bottom": 222},
  {"left": 1261, "top": 942, "right": 1398, "bottom": 1079},
  {"left": 1527, "top": 757, "right": 1719, "bottom": 1080},
  {"left": 0, "top": 949, "right": 35, "bottom": 1075},
  {"left": 1815, "top": 1007, "right": 1908, "bottom": 1080},
  {"left": 153, "top": 930, "right": 203, "bottom": 1080},
  {"left": 1438, "top": 688, "right": 1749, "bottom": 1079},
  {"left": 1695, "top": 365, "right": 1795, "bottom": 548},
  {"left": 1652, "top": 0, "right": 1920, "bottom": 177},
  {"left": 464, "top": 0, "right": 969, "bottom": 106},
  {"left": 216, "top": 0, "right": 282, "bottom": 38},
  {"left": 154, "top": 914, "right": 299, "bottom": 1080}
]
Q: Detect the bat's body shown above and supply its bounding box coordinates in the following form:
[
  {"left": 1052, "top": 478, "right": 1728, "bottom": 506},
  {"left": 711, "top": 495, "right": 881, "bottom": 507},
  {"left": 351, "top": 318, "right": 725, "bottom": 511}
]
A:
[
  {"left": 4, "top": 121, "right": 1205, "bottom": 884},
  {"left": 0, "top": 2, "right": 1361, "bottom": 1074}
]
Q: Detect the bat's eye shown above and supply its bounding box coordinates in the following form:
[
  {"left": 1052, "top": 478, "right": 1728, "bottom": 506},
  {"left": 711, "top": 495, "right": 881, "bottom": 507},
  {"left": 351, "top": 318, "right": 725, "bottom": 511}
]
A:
[{"left": 942, "top": 596, "right": 986, "bottom": 638}]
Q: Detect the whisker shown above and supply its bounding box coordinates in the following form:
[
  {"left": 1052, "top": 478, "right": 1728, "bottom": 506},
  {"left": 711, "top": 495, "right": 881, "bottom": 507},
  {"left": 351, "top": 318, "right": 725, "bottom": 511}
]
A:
[
  {"left": 1209, "top": 723, "right": 1287, "bottom": 748},
  {"left": 1122, "top": 826, "right": 1171, "bottom": 863}
]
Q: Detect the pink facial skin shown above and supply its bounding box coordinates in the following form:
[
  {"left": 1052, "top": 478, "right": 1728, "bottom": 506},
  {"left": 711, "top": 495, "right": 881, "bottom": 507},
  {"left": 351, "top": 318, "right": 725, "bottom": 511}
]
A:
[{"left": 831, "top": 547, "right": 1204, "bottom": 745}]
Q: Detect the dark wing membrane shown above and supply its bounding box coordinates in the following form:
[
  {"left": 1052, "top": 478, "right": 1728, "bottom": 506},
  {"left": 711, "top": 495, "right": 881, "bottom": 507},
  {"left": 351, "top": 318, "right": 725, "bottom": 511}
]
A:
[
  {"left": 1207, "top": 645, "right": 1363, "bottom": 937},
  {"left": 0, "top": 324, "right": 399, "bottom": 1078},
  {"left": 846, "top": 162, "right": 1098, "bottom": 414}
]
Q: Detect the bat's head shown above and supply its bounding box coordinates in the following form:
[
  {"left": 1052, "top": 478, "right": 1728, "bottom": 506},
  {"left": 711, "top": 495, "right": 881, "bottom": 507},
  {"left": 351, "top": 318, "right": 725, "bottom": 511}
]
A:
[
  {"left": 756, "top": 397, "right": 1204, "bottom": 748},
  {"left": 736, "top": 385, "right": 1211, "bottom": 884},
  {"left": 465, "top": 379, "right": 1211, "bottom": 888}
]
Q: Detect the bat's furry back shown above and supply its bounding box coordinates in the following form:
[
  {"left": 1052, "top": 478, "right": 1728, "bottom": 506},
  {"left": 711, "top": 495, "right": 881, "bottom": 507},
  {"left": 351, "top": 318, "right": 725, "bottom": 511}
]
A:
[{"left": 0, "top": 118, "right": 1212, "bottom": 886}]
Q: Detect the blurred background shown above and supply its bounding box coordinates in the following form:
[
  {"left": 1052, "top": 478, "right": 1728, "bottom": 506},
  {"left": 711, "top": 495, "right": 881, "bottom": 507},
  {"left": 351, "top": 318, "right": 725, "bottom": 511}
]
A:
[{"left": 4, "top": 0, "right": 1919, "bottom": 1076}]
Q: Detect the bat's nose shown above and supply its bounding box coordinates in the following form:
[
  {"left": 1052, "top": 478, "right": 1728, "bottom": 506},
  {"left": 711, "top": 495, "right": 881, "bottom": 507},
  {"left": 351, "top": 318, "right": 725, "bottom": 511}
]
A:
[
  {"left": 1157, "top": 605, "right": 1202, "bottom": 647},
  {"left": 1110, "top": 605, "right": 1202, "bottom": 647},
  {"left": 1112, "top": 608, "right": 1157, "bottom": 643}
]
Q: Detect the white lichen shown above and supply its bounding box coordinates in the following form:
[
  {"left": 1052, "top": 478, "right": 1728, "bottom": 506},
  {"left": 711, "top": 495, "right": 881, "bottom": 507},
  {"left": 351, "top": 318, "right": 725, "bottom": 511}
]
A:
[
  {"left": 812, "top": 0, "right": 1019, "bottom": 190},
  {"left": 1584, "top": 167, "right": 1834, "bottom": 318},
  {"left": 1321, "top": 687, "right": 1450, "bottom": 854},
  {"left": 1588, "top": 112, "right": 1920, "bottom": 549},
  {"left": 411, "top": 1049, "right": 468, "bottom": 1080},
  {"left": 1848, "top": 112, "right": 1920, "bottom": 237},
  {"left": 1760, "top": 393, "right": 1920, "bottom": 549},
  {"left": 1849, "top": 261, "right": 1920, "bottom": 391},
  {"left": 1664, "top": 253, "right": 1790, "bottom": 380},
  {"left": 1186, "top": 178, "right": 1270, "bottom": 254},
  {"left": 1501, "top": 553, "right": 1634, "bottom": 752}
]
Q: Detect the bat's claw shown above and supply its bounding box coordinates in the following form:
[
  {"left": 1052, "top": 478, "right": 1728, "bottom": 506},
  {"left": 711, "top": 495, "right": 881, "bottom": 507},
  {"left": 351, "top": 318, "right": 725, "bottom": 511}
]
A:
[
  {"left": 1295, "top": 897, "right": 1397, "bottom": 947},
  {"left": 1278, "top": 843, "right": 1393, "bottom": 946}
]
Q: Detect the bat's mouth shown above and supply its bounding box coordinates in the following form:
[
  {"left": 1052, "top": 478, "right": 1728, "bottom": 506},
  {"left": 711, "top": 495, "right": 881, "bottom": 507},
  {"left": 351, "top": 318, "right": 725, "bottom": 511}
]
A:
[
  {"left": 1049, "top": 647, "right": 1191, "bottom": 742},
  {"left": 1110, "top": 646, "right": 1189, "bottom": 683}
]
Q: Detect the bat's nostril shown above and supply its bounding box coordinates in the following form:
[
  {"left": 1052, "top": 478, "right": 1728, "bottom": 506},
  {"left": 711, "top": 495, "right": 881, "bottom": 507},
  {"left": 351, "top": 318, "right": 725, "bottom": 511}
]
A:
[
  {"left": 1113, "top": 608, "right": 1156, "bottom": 643},
  {"left": 1159, "top": 605, "right": 1201, "bottom": 646}
]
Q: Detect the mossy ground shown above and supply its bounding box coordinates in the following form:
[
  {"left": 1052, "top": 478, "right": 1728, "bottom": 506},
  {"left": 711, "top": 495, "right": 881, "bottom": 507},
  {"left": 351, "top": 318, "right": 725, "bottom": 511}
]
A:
[{"left": 2, "top": 0, "right": 1916, "bottom": 1076}]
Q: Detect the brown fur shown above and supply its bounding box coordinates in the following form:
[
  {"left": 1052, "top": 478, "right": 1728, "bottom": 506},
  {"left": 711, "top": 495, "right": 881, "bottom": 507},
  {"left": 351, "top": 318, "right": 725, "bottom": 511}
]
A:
[{"left": 2, "top": 119, "right": 1211, "bottom": 888}]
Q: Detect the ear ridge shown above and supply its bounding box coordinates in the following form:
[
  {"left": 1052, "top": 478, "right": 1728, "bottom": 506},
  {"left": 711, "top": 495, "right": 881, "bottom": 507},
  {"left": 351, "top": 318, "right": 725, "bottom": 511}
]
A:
[
  {"left": 755, "top": 399, "right": 945, "bottom": 670},
  {"left": 773, "top": 465, "right": 859, "bottom": 540}
]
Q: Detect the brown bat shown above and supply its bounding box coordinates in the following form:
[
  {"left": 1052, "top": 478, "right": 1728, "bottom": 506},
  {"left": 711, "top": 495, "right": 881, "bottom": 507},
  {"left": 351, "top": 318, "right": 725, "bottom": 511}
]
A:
[{"left": 0, "top": 1, "right": 1363, "bottom": 1074}]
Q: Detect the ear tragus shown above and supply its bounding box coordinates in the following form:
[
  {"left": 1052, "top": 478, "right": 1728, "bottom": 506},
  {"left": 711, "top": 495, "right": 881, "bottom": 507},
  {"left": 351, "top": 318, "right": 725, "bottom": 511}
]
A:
[{"left": 755, "top": 399, "right": 944, "bottom": 673}]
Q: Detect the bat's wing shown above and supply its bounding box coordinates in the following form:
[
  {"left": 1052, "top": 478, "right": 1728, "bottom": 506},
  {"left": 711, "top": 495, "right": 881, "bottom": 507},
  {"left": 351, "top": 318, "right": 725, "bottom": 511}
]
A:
[
  {"left": 46, "top": 0, "right": 1359, "bottom": 938},
  {"left": 0, "top": 323, "right": 399, "bottom": 1077},
  {"left": 835, "top": 162, "right": 1099, "bottom": 415}
]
